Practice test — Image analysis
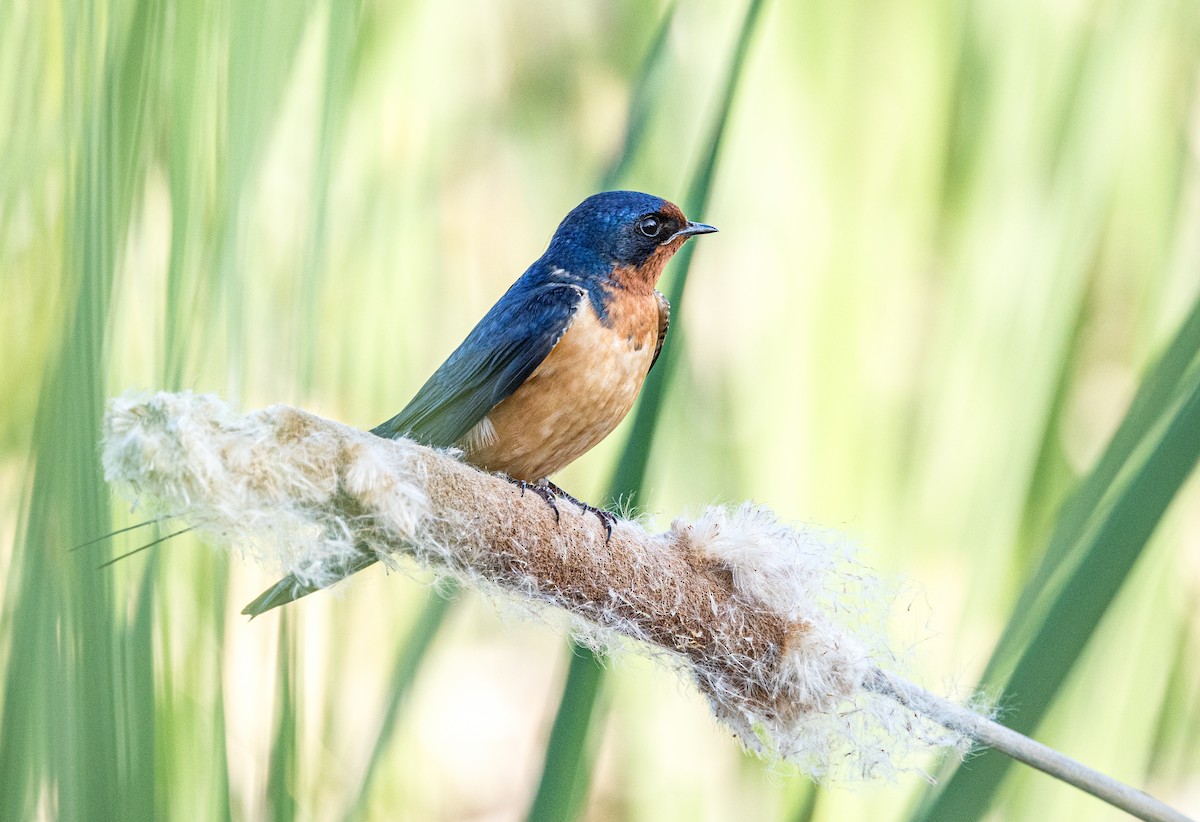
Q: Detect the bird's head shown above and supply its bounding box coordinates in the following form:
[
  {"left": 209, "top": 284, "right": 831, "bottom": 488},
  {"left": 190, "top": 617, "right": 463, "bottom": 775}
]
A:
[{"left": 547, "top": 191, "right": 717, "bottom": 291}]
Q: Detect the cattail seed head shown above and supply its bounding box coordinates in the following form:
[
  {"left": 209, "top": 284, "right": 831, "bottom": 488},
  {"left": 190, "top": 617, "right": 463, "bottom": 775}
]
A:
[{"left": 103, "top": 391, "right": 969, "bottom": 779}]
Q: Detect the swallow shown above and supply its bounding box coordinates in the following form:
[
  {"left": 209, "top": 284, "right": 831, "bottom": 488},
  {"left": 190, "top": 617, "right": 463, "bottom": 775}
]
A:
[{"left": 243, "top": 190, "right": 717, "bottom": 615}]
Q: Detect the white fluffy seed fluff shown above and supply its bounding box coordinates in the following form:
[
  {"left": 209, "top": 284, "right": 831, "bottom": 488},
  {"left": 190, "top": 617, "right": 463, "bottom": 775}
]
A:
[{"left": 102, "top": 391, "right": 970, "bottom": 780}]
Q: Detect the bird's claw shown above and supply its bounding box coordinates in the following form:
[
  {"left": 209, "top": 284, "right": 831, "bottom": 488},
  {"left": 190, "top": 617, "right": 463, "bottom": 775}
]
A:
[
  {"left": 509, "top": 479, "right": 614, "bottom": 541},
  {"left": 518, "top": 480, "right": 560, "bottom": 522},
  {"left": 590, "top": 507, "right": 616, "bottom": 542},
  {"left": 546, "top": 481, "right": 616, "bottom": 543}
]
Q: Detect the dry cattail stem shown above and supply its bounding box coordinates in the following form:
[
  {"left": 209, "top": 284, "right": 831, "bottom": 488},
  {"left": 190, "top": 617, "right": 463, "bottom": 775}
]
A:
[{"left": 99, "top": 392, "right": 1195, "bottom": 820}]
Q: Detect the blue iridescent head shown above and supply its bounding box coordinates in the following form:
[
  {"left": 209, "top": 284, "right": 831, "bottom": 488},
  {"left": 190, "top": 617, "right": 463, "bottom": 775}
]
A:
[{"left": 548, "top": 190, "right": 717, "bottom": 270}]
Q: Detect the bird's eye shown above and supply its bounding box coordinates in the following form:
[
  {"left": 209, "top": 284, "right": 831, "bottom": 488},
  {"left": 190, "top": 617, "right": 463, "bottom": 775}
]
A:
[{"left": 637, "top": 216, "right": 663, "bottom": 238}]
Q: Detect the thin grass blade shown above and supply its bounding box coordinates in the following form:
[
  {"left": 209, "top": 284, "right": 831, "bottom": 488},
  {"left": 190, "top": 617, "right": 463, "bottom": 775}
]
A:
[
  {"left": 344, "top": 585, "right": 456, "bottom": 821},
  {"left": 267, "top": 616, "right": 298, "bottom": 822},
  {"left": 296, "top": 0, "right": 364, "bottom": 391},
  {"left": 120, "top": 558, "right": 159, "bottom": 821},
  {"left": 97, "top": 527, "right": 195, "bottom": 569},
  {"left": 71, "top": 515, "right": 174, "bottom": 551},
  {"left": 526, "top": 3, "right": 768, "bottom": 820},
  {"left": 342, "top": 6, "right": 690, "bottom": 816},
  {"left": 524, "top": 649, "right": 608, "bottom": 822}
]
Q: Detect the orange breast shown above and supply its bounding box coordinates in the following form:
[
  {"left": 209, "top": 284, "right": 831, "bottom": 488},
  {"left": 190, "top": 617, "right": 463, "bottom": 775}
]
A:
[{"left": 462, "top": 289, "right": 659, "bottom": 481}]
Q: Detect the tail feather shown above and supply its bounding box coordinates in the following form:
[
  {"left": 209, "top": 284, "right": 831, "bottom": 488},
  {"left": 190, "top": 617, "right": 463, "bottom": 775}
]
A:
[{"left": 242, "top": 553, "right": 381, "bottom": 617}]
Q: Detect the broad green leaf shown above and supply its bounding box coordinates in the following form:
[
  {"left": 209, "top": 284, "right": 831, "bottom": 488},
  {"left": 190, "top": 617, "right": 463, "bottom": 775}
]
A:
[{"left": 916, "top": 301, "right": 1200, "bottom": 821}]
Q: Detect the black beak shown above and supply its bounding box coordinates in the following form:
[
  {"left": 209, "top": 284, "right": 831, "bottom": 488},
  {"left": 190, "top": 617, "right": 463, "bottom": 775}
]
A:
[{"left": 669, "top": 221, "right": 718, "bottom": 242}]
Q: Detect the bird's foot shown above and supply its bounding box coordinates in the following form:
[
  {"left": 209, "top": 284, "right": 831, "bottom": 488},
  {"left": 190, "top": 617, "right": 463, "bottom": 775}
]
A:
[
  {"left": 516, "top": 479, "right": 559, "bottom": 522},
  {"left": 508, "top": 478, "right": 616, "bottom": 541},
  {"left": 544, "top": 481, "right": 616, "bottom": 542}
]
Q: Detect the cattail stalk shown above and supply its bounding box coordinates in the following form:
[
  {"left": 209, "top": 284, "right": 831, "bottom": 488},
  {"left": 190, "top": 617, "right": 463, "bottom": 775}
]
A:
[
  {"left": 864, "top": 671, "right": 1190, "bottom": 822},
  {"left": 101, "top": 392, "right": 1191, "bottom": 820}
]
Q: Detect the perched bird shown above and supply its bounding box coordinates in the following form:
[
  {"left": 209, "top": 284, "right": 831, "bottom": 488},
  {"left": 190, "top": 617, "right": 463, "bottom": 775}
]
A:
[{"left": 243, "top": 190, "right": 716, "bottom": 615}]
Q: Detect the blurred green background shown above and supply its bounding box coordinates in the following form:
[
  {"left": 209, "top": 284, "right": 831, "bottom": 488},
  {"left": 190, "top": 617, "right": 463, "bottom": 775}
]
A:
[{"left": 3, "top": 0, "right": 1200, "bottom": 819}]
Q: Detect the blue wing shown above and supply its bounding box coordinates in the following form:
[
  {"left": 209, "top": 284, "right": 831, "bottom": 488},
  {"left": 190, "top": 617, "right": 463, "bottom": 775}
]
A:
[
  {"left": 243, "top": 270, "right": 586, "bottom": 618},
  {"left": 372, "top": 276, "right": 586, "bottom": 446}
]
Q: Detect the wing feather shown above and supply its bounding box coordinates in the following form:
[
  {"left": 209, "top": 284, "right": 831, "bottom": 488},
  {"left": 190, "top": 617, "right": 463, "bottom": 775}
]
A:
[
  {"left": 372, "top": 280, "right": 586, "bottom": 446},
  {"left": 245, "top": 275, "right": 586, "bottom": 618},
  {"left": 649, "top": 290, "right": 670, "bottom": 372}
]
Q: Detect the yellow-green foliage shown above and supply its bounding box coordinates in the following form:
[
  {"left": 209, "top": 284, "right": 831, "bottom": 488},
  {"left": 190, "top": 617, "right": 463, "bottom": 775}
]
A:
[{"left": 2, "top": 0, "right": 1199, "bottom": 820}]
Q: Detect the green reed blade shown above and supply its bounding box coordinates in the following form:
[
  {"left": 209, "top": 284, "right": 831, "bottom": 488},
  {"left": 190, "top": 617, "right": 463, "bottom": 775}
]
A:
[
  {"left": 980, "top": 296, "right": 1200, "bottom": 687},
  {"left": 268, "top": 616, "right": 298, "bottom": 822},
  {"left": 343, "top": 585, "right": 456, "bottom": 821},
  {"left": 526, "top": 3, "right": 767, "bottom": 820},
  {"left": 0, "top": 0, "right": 163, "bottom": 817},
  {"left": 916, "top": 312, "right": 1200, "bottom": 821},
  {"left": 343, "top": 7, "right": 686, "bottom": 818}
]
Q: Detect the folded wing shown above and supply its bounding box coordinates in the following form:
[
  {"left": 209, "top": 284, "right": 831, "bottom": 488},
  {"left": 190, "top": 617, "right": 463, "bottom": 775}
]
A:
[{"left": 243, "top": 277, "right": 585, "bottom": 617}]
